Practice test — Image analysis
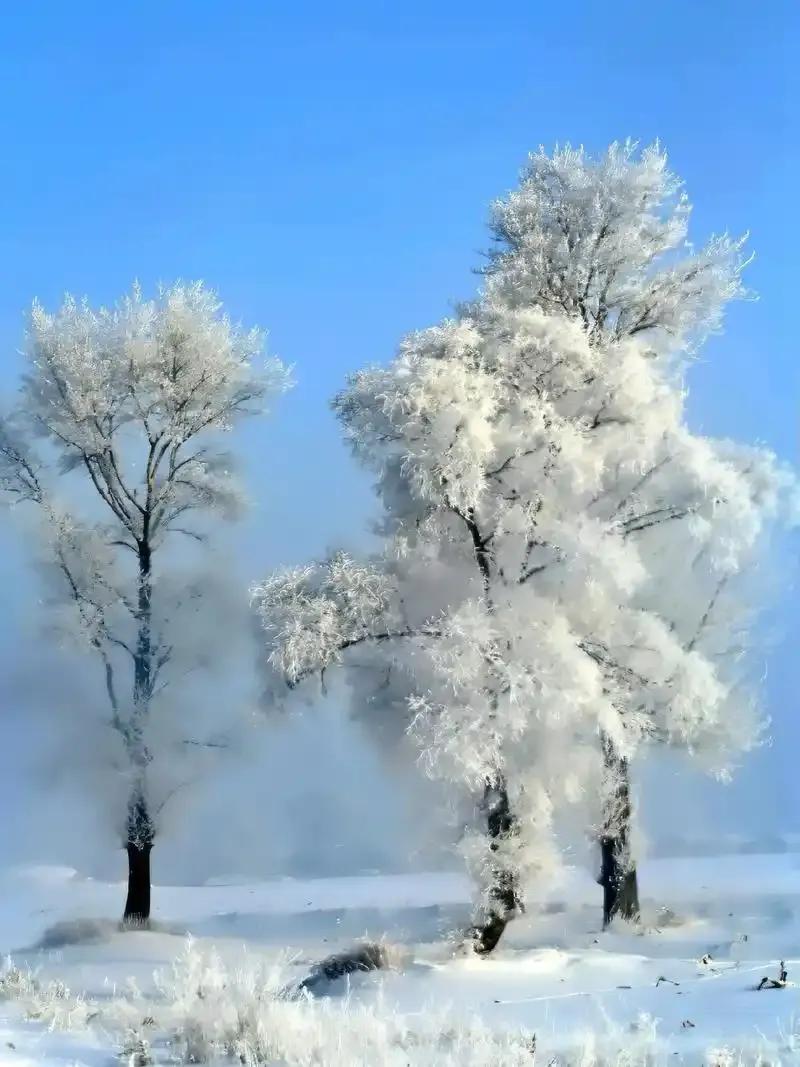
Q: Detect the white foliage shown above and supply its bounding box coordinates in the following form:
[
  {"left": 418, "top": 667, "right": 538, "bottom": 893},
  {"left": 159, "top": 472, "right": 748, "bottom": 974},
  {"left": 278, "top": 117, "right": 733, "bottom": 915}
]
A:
[
  {"left": 485, "top": 140, "right": 749, "bottom": 351},
  {"left": 252, "top": 553, "right": 402, "bottom": 687},
  {"left": 1, "top": 281, "right": 290, "bottom": 844},
  {"left": 0, "top": 945, "right": 540, "bottom": 1065},
  {"left": 1, "top": 944, "right": 794, "bottom": 1065},
  {"left": 254, "top": 142, "right": 795, "bottom": 914},
  {"left": 23, "top": 281, "right": 290, "bottom": 542},
  {"left": 0, "top": 959, "right": 96, "bottom": 1032}
]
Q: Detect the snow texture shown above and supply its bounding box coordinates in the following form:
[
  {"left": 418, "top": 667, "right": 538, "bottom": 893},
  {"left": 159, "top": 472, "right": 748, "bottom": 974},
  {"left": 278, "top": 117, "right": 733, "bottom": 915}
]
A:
[{"left": 1, "top": 858, "right": 800, "bottom": 1063}]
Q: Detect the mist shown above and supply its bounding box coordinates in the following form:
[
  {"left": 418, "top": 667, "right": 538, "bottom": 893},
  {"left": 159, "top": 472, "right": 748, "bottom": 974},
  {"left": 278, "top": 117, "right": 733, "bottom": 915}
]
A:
[{"left": 2, "top": 458, "right": 798, "bottom": 891}]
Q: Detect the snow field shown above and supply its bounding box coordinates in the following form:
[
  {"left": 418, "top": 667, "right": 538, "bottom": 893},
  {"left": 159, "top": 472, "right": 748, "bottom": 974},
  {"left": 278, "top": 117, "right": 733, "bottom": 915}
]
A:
[{"left": 1, "top": 854, "right": 799, "bottom": 1063}]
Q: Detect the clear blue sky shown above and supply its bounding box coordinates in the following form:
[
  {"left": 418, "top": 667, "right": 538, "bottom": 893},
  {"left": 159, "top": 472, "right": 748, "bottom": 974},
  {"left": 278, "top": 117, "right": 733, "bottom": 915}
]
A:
[
  {"left": 0, "top": 1, "right": 796, "bottom": 555},
  {"left": 0, "top": 1, "right": 797, "bottom": 868}
]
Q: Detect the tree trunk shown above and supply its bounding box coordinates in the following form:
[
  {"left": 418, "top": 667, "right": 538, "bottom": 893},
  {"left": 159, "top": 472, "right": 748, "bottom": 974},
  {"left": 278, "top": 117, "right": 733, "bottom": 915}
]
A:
[
  {"left": 133, "top": 539, "right": 153, "bottom": 710},
  {"left": 122, "top": 536, "right": 156, "bottom": 926},
  {"left": 473, "top": 777, "right": 523, "bottom": 954},
  {"left": 123, "top": 786, "right": 154, "bottom": 925},
  {"left": 124, "top": 842, "right": 152, "bottom": 925},
  {"left": 598, "top": 733, "right": 640, "bottom": 928}
]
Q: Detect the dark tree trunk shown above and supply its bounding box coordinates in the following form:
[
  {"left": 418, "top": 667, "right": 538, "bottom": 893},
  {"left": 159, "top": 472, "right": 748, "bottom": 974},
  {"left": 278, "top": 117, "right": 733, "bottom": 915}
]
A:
[
  {"left": 124, "top": 842, "right": 152, "bottom": 925},
  {"left": 122, "top": 537, "right": 156, "bottom": 926},
  {"left": 599, "top": 841, "right": 639, "bottom": 928},
  {"left": 461, "top": 512, "right": 521, "bottom": 953},
  {"left": 598, "top": 734, "right": 640, "bottom": 928},
  {"left": 473, "top": 777, "right": 523, "bottom": 954},
  {"left": 133, "top": 540, "right": 153, "bottom": 709},
  {"left": 123, "top": 787, "right": 154, "bottom": 925}
]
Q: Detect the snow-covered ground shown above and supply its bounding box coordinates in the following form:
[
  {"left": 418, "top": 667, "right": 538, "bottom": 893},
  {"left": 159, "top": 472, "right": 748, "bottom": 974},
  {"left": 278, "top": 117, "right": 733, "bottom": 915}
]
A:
[{"left": 1, "top": 854, "right": 799, "bottom": 1064}]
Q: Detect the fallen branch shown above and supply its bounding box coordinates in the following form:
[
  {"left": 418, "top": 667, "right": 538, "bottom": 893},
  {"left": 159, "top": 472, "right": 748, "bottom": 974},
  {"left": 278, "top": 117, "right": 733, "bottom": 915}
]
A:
[
  {"left": 296, "top": 942, "right": 400, "bottom": 995},
  {"left": 756, "top": 961, "right": 788, "bottom": 990}
]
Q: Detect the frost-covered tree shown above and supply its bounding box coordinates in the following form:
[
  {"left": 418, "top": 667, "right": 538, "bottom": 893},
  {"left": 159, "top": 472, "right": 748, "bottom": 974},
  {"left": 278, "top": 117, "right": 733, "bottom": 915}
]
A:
[
  {"left": 253, "top": 143, "right": 794, "bottom": 952},
  {"left": 481, "top": 140, "right": 746, "bottom": 351},
  {"left": 475, "top": 140, "right": 792, "bottom": 925},
  {"left": 0, "top": 282, "right": 289, "bottom": 922}
]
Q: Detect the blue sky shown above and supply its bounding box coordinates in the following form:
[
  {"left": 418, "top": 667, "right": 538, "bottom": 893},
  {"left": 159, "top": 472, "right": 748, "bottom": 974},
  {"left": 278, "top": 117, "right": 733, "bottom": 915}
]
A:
[
  {"left": 0, "top": 1, "right": 797, "bottom": 870},
  {"left": 0, "top": 1, "right": 796, "bottom": 560}
]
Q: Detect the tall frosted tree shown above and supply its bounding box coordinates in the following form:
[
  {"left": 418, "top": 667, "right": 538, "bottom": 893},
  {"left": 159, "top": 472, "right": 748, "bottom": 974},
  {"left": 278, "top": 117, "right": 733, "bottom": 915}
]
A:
[
  {"left": 477, "top": 140, "right": 791, "bottom": 925},
  {"left": 0, "top": 282, "right": 289, "bottom": 922},
  {"left": 254, "top": 143, "right": 793, "bottom": 952}
]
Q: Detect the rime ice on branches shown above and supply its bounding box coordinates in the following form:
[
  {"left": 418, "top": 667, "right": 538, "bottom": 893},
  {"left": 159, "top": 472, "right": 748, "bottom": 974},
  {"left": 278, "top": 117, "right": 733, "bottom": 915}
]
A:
[
  {"left": 254, "top": 143, "right": 795, "bottom": 950},
  {"left": 1, "top": 282, "right": 290, "bottom": 923}
]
